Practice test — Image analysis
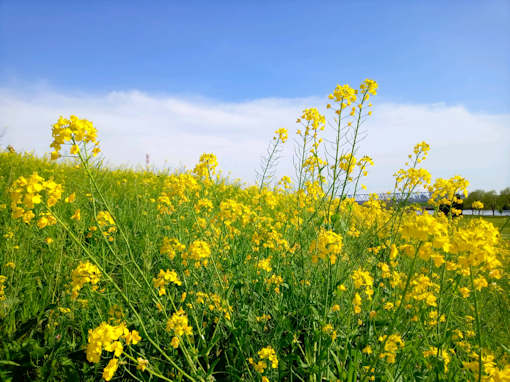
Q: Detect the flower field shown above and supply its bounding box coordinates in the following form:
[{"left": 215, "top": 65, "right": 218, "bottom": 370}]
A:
[{"left": 1, "top": 80, "right": 509, "bottom": 381}]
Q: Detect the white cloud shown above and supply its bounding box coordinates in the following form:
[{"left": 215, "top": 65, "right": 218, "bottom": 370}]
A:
[{"left": 1, "top": 86, "right": 508, "bottom": 192}]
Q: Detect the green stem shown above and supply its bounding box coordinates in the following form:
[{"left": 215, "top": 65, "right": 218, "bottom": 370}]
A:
[
  {"left": 123, "top": 352, "right": 174, "bottom": 382},
  {"left": 327, "top": 102, "right": 344, "bottom": 220},
  {"left": 469, "top": 267, "right": 483, "bottom": 382},
  {"left": 259, "top": 136, "right": 281, "bottom": 191}
]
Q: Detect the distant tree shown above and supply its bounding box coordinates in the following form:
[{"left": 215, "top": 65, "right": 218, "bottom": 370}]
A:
[
  {"left": 463, "top": 188, "right": 510, "bottom": 214},
  {"left": 482, "top": 190, "right": 499, "bottom": 216},
  {"left": 499, "top": 187, "right": 510, "bottom": 210},
  {"left": 463, "top": 189, "right": 485, "bottom": 209}
]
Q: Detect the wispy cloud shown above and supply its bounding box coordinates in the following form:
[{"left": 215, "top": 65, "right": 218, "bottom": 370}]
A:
[{"left": 1, "top": 86, "right": 508, "bottom": 192}]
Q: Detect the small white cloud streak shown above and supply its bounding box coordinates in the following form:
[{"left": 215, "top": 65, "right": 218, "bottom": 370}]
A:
[{"left": 0, "top": 87, "right": 508, "bottom": 192}]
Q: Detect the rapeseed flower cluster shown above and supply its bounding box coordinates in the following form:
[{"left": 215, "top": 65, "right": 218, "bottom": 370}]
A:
[
  {"left": 328, "top": 83, "right": 357, "bottom": 105},
  {"left": 193, "top": 153, "right": 218, "bottom": 180},
  {"left": 249, "top": 346, "right": 278, "bottom": 380},
  {"left": 297, "top": 108, "right": 325, "bottom": 136},
  {"left": 338, "top": 153, "right": 357, "bottom": 175},
  {"left": 96, "top": 210, "right": 117, "bottom": 241},
  {"left": 394, "top": 167, "right": 432, "bottom": 192},
  {"left": 37, "top": 211, "right": 57, "bottom": 229},
  {"left": 166, "top": 309, "right": 193, "bottom": 348},
  {"left": 157, "top": 192, "right": 175, "bottom": 215},
  {"left": 192, "top": 291, "right": 233, "bottom": 320},
  {"left": 219, "top": 199, "right": 252, "bottom": 227},
  {"left": 472, "top": 200, "right": 484, "bottom": 209},
  {"left": 274, "top": 128, "right": 288, "bottom": 143},
  {"left": 361, "top": 78, "right": 378, "bottom": 96},
  {"left": 258, "top": 346, "right": 278, "bottom": 369},
  {"left": 266, "top": 274, "right": 284, "bottom": 294},
  {"left": 428, "top": 175, "right": 469, "bottom": 215},
  {"left": 463, "top": 353, "right": 510, "bottom": 381},
  {"left": 0, "top": 275, "right": 7, "bottom": 301},
  {"left": 352, "top": 268, "right": 374, "bottom": 299},
  {"left": 152, "top": 269, "right": 182, "bottom": 296},
  {"left": 50, "top": 115, "right": 100, "bottom": 160},
  {"left": 277, "top": 176, "right": 292, "bottom": 190},
  {"left": 9, "top": 173, "right": 63, "bottom": 223},
  {"left": 86, "top": 322, "right": 141, "bottom": 381},
  {"left": 70, "top": 261, "right": 101, "bottom": 299},
  {"left": 352, "top": 292, "right": 363, "bottom": 314},
  {"left": 357, "top": 155, "right": 374, "bottom": 176},
  {"left": 257, "top": 257, "right": 272, "bottom": 273},
  {"left": 160, "top": 237, "right": 186, "bottom": 260},
  {"left": 96, "top": 210, "right": 114, "bottom": 227},
  {"left": 322, "top": 323, "right": 338, "bottom": 341},
  {"left": 393, "top": 142, "right": 432, "bottom": 193},
  {"left": 309, "top": 229, "right": 343, "bottom": 264},
  {"left": 378, "top": 334, "right": 404, "bottom": 364},
  {"left": 183, "top": 240, "right": 211, "bottom": 267}
]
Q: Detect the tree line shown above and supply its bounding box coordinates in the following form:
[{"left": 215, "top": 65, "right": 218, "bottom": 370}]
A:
[{"left": 463, "top": 188, "right": 510, "bottom": 214}]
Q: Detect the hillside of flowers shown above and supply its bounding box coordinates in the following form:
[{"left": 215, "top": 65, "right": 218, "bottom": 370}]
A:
[{"left": 1, "top": 80, "right": 509, "bottom": 381}]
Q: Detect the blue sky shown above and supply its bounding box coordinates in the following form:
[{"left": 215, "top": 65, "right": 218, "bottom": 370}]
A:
[
  {"left": 1, "top": 0, "right": 509, "bottom": 112},
  {"left": 1, "top": 1, "right": 509, "bottom": 191}
]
